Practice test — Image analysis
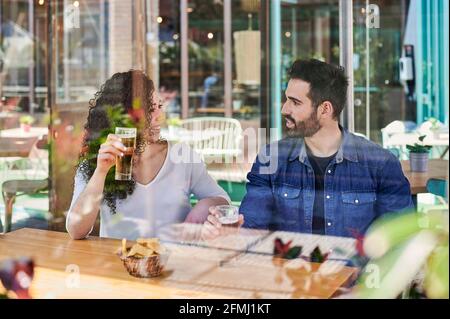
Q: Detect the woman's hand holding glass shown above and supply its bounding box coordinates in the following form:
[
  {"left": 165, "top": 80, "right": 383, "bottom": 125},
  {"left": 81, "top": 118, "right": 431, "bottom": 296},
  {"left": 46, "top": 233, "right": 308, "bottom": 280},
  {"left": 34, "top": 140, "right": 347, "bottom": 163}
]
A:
[{"left": 96, "top": 134, "right": 127, "bottom": 175}]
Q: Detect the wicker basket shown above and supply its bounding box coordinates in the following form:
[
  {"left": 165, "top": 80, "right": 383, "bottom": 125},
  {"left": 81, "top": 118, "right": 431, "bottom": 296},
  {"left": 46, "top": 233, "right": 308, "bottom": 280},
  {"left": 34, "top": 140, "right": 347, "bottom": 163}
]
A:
[{"left": 119, "top": 249, "right": 169, "bottom": 278}]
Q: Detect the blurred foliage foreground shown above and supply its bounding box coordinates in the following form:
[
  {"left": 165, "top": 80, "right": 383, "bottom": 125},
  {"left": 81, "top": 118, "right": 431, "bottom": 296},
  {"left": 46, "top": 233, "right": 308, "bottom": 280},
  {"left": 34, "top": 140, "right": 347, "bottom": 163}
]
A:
[{"left": 354, "top": 210, "right": 448, "bottom": 299}]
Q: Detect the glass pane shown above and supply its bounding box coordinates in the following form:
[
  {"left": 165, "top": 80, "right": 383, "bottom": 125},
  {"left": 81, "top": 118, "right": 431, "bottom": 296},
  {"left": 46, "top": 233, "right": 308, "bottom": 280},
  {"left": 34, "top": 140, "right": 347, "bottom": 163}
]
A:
[
  {"left": 188, "top": 0, "right": 225, "bottom": 117},
  {"left": 281, "top": 0, "right": 340, "bottom": 65},
  {"left": 353, "top": 0, "right": 406, "bottom": 145},
  {"left": 232, "top": 0, "right": 261, "bottom": 120},
  {"left": 279, "top": 0, "right": 340, "bottom": 137},
  {"left": 54, "top": 0, "right": 109, "bottom": 103},
  {"left": 0, "top": 0, "right": 50, "bottom": 231},
  {"left": 231, "top": 0, "right": 262, "bottom": 163},
  {"left": 158, "top": 0, "right": 181, "bottom": 118},
  {"left": 51, "top": 0, "right": 143, "bottom": 228}
]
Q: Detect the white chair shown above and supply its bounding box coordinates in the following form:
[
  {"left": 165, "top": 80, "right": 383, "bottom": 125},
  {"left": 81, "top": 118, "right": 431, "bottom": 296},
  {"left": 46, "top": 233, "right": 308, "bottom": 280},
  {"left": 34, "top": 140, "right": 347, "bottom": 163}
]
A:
[
  {"left": 381, "top": 120, "right": 417, "bottom": 159},
  {"left": 381, "top": 121, "right": 417, "bottom": 146},
  {"left": 180, "top": 117, "right": 243, "bottom": 163},
  {"left": 417, "top": 119, "right": 445, "bottom": 135},
  {"left": 417, "top": 119, "right": 448, "bottom": 159}
]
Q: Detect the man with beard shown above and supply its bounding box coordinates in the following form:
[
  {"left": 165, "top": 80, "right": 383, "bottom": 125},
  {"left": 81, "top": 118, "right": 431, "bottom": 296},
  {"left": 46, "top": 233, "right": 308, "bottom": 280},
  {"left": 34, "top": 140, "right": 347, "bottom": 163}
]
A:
[{"left": 203, "top": 59, "right": 414, "bottom": 238}]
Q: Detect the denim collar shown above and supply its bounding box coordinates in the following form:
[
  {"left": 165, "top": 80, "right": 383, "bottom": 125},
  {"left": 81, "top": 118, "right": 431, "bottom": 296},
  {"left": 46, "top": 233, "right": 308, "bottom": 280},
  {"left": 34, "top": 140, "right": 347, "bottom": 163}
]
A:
[{"left": 288, "top": 126, "right": 359, "bottom": 164}]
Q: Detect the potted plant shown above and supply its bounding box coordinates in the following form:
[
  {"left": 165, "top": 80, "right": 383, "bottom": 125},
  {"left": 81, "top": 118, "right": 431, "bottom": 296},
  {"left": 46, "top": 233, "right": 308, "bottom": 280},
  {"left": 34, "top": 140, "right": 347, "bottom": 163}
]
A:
[
  {"left": 19, "top": 115, "right": 35, "bottom": 133},
  {"left": 406, "top": 135, "right": 432, "bottom": 172}
]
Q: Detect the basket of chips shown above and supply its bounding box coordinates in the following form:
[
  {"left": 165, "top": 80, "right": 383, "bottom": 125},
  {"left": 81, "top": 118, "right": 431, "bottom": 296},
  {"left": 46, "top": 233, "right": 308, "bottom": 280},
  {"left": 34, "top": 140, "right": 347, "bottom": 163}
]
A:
[{"left": 118, "top": 238, "right": 169, "bottom": 278}]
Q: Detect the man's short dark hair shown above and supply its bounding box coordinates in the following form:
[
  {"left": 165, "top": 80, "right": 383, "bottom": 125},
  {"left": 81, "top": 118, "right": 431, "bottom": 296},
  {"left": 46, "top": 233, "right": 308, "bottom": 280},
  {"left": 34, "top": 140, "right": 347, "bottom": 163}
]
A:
[{"left": 288, "top": 59, "right": 349, "bottom": 119}]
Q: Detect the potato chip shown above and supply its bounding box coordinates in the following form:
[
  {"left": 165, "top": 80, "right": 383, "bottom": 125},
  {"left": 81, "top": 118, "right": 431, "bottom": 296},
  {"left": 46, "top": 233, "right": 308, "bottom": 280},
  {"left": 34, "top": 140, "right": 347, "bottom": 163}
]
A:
[
  {"left": 137, "top": 238, "right": 160, "bottom": 249},
  {"left": 121, "top": 238, "right": 127, "bottom": 256},
  {"left": 118, "top": 238, "right": 166, "bottom": 259},
  {"left": 127, "top": 243, "right": 156, "bottom": 258}
]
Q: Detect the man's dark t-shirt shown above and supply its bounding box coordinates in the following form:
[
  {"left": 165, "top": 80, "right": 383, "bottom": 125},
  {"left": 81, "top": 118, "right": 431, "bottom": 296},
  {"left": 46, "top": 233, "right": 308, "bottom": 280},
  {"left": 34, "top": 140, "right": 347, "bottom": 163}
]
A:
[{"left": 307, "top": 148, "right": 337, "bottom": 235}]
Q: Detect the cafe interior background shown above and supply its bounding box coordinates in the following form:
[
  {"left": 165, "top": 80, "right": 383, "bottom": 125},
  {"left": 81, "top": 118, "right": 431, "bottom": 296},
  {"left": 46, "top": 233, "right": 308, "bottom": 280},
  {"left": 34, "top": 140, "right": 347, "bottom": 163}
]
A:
[{"left": 0, "top": 0, "right": 448, "bottom": 299}]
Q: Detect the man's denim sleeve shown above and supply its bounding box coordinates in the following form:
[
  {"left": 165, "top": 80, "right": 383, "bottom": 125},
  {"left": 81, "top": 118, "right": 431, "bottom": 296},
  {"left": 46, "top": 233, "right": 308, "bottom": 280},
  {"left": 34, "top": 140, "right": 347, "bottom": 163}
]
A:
[
  {"left": 239, "top": 145, "right": 275, "bottom": 229},
  {"left": 376, "top": 153, "right": 415, "bottom": 217}
]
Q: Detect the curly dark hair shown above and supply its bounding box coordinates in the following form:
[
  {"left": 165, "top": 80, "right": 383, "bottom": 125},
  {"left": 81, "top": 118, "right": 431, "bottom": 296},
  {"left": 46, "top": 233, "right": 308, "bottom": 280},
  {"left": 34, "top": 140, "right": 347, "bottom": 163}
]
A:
[{"left": 77, "top": 70, "right": 162, "bottom": 213}]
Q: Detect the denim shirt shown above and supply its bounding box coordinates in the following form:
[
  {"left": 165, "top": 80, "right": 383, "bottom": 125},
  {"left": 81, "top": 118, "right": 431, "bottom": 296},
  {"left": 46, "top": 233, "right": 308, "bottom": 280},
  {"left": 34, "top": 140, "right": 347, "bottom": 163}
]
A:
[{"left": 240, "top": 128, "right": 414, "bottom": 238}]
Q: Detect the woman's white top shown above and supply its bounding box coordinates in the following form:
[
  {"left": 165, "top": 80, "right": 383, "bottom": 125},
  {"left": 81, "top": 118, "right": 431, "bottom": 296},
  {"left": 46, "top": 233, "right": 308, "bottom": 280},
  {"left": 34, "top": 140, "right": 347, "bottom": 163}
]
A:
[{"left": 66, "top": 142, "right": 230, "bottom": 240}]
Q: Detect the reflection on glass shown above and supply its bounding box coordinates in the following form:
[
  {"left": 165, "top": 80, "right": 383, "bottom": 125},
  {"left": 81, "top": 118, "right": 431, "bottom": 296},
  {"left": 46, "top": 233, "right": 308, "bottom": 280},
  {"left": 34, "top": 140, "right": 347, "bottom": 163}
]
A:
[
  {"left": 188, "top": 0, "right": 225, "bottom": 116},
  {"left": 353, "top": 0, "right": 406, "bottom": 144},
  {"left": 0, "top": 0, "right": 50, "bottom": 231}
]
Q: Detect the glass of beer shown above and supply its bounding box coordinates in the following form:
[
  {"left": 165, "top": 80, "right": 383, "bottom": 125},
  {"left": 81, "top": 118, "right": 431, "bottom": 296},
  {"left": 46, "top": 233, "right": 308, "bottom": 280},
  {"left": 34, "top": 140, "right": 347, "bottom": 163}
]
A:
[
  {"left": 216, "top": 205, "right": 239, "bottom": 227},
  {"left": 115, "top": 127, "right": 137, "bottom": 181}
]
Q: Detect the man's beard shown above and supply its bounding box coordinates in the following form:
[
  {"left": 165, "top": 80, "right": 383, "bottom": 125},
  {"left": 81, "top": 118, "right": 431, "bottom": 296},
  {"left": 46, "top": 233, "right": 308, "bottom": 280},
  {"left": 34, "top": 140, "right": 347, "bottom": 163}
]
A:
[{"left": 284, "top": 111, "right": 321, "bottom": 138}]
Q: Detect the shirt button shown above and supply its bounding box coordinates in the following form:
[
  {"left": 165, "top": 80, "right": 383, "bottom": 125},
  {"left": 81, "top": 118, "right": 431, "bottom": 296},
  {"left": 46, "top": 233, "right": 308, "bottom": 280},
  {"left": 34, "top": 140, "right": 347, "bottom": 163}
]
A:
[
  {"left": 355, "top": 199, "right": 359, "bottom": 204},
  {"left": 328, "top": 170, "right": 332, "bottom": 174},
  {"left": 284, "top": 193, "right": 288, "bottom": 197},
  {"left": 327, "top": 222, "right": 332, "bottom": 227},
  {"left": 326, "top": 195, "right": 331, "bottom": 199}
]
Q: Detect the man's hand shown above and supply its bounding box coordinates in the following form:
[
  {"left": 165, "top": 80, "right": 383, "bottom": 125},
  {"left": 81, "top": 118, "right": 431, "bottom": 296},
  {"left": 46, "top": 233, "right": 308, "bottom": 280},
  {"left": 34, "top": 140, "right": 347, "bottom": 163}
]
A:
[{"left": 200, "top": 206, "right": 244, "bottom": 240}]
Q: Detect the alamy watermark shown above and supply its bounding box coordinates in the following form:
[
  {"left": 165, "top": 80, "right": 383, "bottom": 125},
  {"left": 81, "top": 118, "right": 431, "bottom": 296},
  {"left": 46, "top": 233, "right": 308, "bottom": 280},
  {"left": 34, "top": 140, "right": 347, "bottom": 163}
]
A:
[{"left": 65, "top": 264, "right": 81, "bottom": 288}]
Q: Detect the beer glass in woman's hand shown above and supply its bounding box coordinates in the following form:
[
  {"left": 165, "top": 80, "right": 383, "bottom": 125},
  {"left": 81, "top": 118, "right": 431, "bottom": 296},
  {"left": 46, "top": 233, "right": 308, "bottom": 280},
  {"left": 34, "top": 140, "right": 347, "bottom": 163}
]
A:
[{"left": 114, "top": 127, "right": 137, "bottom": 180}]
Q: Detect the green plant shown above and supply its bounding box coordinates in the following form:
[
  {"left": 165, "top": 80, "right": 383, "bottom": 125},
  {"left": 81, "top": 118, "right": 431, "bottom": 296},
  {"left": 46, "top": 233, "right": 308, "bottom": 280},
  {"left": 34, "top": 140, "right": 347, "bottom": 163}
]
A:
[
  {"left": 406, "top": 135, "right": 433, "bottom": 153},
  {"left": 428, "top": 117, "right": 441, "bottom": 130},
  {"left": 19, "top": 115, "right": 35, "bottom": 125},
  {"left": 354, "top": 210, "right": 448, "bottom": 299}
]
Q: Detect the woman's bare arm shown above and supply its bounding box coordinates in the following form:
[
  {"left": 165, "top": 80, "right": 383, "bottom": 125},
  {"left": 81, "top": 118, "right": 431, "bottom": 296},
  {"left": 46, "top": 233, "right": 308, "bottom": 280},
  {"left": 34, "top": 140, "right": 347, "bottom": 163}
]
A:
[
  {"left": 67, "top": 134, "right": 125, "bottom": 239},
  {"left": 66, "top": 170, "right": 108, "bottom": 239},
  {"left": 184, "top": 196, "right": 229, "bottom": 224}
]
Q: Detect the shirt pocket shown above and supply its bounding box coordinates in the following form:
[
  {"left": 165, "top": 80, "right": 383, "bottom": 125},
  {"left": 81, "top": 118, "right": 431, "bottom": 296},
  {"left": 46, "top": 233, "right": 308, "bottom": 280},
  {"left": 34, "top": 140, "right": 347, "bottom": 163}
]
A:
[
  {"left": 341, "top": 191, "right": 377, "bottom": 234},
  {"left": 274, "top": 184, "right": 302, "bottom": 229}
]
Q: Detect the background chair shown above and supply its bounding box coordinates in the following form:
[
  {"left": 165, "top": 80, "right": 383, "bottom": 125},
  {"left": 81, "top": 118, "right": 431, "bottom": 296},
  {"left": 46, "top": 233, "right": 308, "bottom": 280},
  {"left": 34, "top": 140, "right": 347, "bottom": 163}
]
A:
[
  {"left": 0, "top": 135, "right": 49, "bottom": 233},
  {"left": 426, "top": 178, "right": 448, "bottom": 202},
  {"left": 180, "top": 117, "right": 243, "bottom": 163},
  {"left": 418, "top": 178, "right": 448, "bottom": 217},
  {"left": 381, "top": 120, "right": 418, "bottom": 159},
  {"left": 417, "top": 119, "right": 445, "bottom": 135},
  {"left": 417, "top": 119, "right": 448, "bottom": 159},
  {"left": 1, "top": 179, "right": 48, "bottom": 233}
]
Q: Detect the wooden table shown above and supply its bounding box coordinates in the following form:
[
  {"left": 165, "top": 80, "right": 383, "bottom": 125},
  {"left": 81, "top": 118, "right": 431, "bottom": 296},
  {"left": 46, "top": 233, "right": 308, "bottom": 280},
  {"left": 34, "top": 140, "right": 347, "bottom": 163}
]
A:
[
  {"left": 0, "top": 228, "right": 358, "bottom": 299},
  {"left": 401, "top": 159, "right": 448, "bottom": 195},
  {"left": 0, "top": 127, "right": 48, "bottom": 138},
  {"left": 0, "top": 137, "right": 37, "bottom": 158}
]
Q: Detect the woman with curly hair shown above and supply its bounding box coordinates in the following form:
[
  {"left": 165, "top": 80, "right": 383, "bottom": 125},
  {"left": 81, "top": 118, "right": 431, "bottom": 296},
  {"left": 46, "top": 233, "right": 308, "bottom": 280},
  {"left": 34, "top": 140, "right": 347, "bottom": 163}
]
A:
[{"left": 66, "top": 70, "right": 230, "bottom": 240}]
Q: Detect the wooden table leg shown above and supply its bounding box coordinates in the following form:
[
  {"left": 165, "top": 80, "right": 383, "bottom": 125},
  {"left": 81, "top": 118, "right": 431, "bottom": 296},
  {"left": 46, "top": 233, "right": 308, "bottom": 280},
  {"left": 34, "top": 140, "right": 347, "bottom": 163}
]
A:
[{"left": 2, "top": 192, "right": 16, "bottom": 233}]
